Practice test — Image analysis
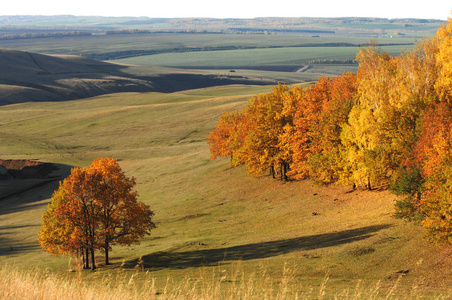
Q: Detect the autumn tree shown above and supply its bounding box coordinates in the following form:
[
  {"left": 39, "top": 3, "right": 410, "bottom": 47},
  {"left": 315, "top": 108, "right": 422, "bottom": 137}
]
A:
[
  {"left": 207, "top": 110, "right": 249, "bottom": 167},
  {"left": 286, "top": 77, "right": 329, "bottom": 180},
  {"left": 207, "top": 111, "right": 236, "bottom": 161},
  {"left": 389, "top": 36, "right": 441, "bottom": 187},
  {"left": 435, "top": 17, "right": 452, "bottom": 103},
  {"left": 396, "top": 37, "right": 440, "bottom": 106},
  {"left": 340, "top": 42, "right": 402, "bottom": 189},
  {"left": 38, "top": 185, "right": 84, "bottom": 264},
  {"left": 227, "top": 112, "right": 251, "bottom": 167},
  {"left": 88, "top": 157, "right": 155, "bottom": 265},
  {"left": 206, "top": 11, "right": 452, "bottom": 247},
  {"left": 306, "top": 73, "right": 357, "bottom": 184},
  {"left": 240, "top": 84, "right": 292, "bottom": 180},
  {"left": 389, "top": 17, "right": 452, "bottom": 245},
  {"left": 401, "top": 103, "right": 452, "bottom": 244},
  {"left": 39, "top": 166, "right": 102, "bottom": 270},
  {"left": 38, "top": 157, "right": 155, "bottom": 270}
]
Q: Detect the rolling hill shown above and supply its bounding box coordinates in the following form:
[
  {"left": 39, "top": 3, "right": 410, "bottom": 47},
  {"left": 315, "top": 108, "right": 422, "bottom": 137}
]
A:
[
  {"left": 2, "top": 18, "right": 452, "bottom": 296},
  {"left": 0, "top": 49, "right": 275, "bottom": 105},
  {"left": 2, "top": 83, "right": 452, "bottom": 298}
]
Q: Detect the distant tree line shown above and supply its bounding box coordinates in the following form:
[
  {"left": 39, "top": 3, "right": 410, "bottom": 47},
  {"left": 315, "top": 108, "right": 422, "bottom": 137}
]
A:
[
  {"left": 104, "top": 29, "right": 223, "bottom": 35},
  {"left": 308, "top": 59, "right": 357, "bottom": 64},
  {"left": 230, "top": 28, "right": 335, "bottom": 34},
  {"left": 0, "top": 31, "right": 91, "bottom": 40}
]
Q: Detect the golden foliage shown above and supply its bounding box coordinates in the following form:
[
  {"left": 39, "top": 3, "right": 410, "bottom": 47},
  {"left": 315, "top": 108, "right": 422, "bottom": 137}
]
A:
[{"left": 207, "top": 15, "right": 452, "bottom": 245}]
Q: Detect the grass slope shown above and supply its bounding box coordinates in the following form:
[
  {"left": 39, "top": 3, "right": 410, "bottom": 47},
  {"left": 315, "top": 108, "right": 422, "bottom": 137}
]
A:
[
  {"left": 1, "top": 85, "right": 452, "bottom": 297},
  {"left": 0, "top": 49, "right": 157, "bottom": 105},
  {"left": 0, "top": 49, "right": 275, "bottom": 105}
]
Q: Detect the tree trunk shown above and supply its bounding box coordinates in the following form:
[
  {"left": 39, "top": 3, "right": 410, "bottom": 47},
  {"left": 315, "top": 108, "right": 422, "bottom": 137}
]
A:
[
  {"left": 104, "top": 241, "right": 110, "bottom": 265},
  {"left": 270, "top": 165, "right": 275, "bottom": 179},
  {"left": 84, "top": 248, "right": 90, "bottom": 269},
  {"left": 285, "top": 162, "right": 288, "bottom": 181},
  {"left": 282, "top": 162, "right": 288, "bottom": 181},
  {"left": 367, "top": 177, "right": 372, "bottom": 191},
  {"left": 90, "top": 248, "right": 96, "bottom": 271}
]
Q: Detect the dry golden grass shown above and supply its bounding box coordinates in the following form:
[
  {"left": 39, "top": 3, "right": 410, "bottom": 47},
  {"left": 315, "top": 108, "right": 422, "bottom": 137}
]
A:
[{"left": 2, "top": 263, "right": 452, "bottom": 300}]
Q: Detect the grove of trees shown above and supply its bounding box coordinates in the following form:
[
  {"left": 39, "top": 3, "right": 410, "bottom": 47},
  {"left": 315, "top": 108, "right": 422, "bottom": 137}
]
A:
[
  {"left": 208, "top": 17, "right": 452, "bottom": 245},
  {"left": 38, "top": 157, "right": 155, "bottom": 270}
]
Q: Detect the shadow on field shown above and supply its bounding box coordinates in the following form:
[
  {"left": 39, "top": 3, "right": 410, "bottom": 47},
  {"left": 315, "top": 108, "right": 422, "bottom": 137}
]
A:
[
  {"left": 0, "top": 240, "right": 40, "bottom": 256},
  {"left": 127, "top": 224, "right": 392, "bottom": 270},
  {"left": 138, "top": 73, "right": 275, "bottom": 93},
  {"left": 0, "top": 162, "right": 72, "bottom": 255},
  {"left": 0, "top": 225, "right": 41, "bottom": 256},
  {"left": 0, "top": 49, "right": 276, "bottom": 106}
]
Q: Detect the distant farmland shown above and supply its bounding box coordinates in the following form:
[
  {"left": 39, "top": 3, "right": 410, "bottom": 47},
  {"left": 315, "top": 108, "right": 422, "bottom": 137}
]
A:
[
  {"left": 0, "top": 16, "right": 439, "bottom": 85},
  {"left": 111, "top": 43, "right": 413, "bottom": 69}
]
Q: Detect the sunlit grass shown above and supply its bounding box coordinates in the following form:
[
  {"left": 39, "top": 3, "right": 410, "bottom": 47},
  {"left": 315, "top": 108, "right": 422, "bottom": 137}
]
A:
[
  {"left": 1, "top": 85, "right": 452, "bottom": 296},
  {"left": 2, "top": 263, "right": 451, "bottom": 300}
]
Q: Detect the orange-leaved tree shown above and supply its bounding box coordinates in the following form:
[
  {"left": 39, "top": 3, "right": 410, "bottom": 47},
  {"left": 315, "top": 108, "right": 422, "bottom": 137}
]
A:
[
  {"left": 39, "top": 166, "right": 101, "bottom": 270},
  {"left": 306, "top": 73, "right": 357, "bottom": 184},
  {"left": 207, "top": 110, "right": 249, "bottom": 167},
  {"left": 38, "top": 157, "right": 155, "bottom": 270},
  {"left": 240, "top": 84, "right": 292, "bottom": 180},
  {"left": 207, "top": 111, "right": 236, "bottom": 161},
  {"left": 89, "top": 157, "right": 155, "bottom": 266},
  {"left": 409, "top": 103, "right": 452, "bottom": 244},
  {"left": 286, "top": 77, "right": 329, "bottom": 180}
]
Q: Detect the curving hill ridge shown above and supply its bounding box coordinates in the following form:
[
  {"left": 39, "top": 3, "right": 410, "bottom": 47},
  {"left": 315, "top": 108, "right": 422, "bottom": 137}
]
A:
[
  {"left": 0, "top": 49, "right": 275, "bottom": 105},
  {"left": 0, "top": 49, "right": 158, "bottom": 105}
]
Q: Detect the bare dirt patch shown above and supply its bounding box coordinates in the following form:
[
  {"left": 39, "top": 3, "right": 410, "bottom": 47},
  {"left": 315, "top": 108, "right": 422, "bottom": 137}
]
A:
[
  {"left": 0, "top": 159, "right": 56, "bottom": 179},
  {"left": 0, "top": 159, "right": 69, "bottom": 201}
]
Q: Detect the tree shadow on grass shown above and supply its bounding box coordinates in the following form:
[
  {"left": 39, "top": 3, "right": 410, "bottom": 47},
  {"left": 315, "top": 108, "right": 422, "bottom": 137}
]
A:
[
  {"left": 0, "top": 241, "right": 40, "bottom": 256},
  {"left": 126, "top": 224, "right": 392, "bottom": 270},
  {"left": 0, "top": 224, "right": 41, "bottom": 256},
  {"left": 0, "top": 162, "right": 73, "bottom": 256}
]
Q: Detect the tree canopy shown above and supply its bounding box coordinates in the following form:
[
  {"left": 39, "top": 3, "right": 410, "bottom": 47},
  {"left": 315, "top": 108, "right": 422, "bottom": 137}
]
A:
[
  {"left": 38, "top": 157, "right": 155, "bottom": 270},
  {"left": 207, "top": 16, "right": 452, "bottom": 246}
]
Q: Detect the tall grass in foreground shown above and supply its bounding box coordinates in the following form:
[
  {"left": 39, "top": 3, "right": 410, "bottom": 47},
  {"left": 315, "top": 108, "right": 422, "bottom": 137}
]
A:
[{"left": 0, "top": 264, "right": 450, "bottom": 299}]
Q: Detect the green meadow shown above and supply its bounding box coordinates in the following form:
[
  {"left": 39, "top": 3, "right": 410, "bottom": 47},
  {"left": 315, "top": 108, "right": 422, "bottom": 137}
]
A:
[
  {"left": 1, "top": 84, "right": 452, "bottom": 298},
  {"left": 1, "top": 16, "right": 451, "bottom": 298}
]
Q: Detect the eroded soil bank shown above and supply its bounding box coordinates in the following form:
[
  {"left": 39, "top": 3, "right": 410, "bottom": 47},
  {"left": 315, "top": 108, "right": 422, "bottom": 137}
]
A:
[{"left": 0, "top": 159, "right": 57, "bottom": 180}]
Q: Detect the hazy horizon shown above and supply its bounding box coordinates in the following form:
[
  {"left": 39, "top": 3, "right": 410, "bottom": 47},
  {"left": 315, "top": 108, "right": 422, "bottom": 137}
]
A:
[{"left": 2, "top": 1, "right": 451, "bottom": 20}]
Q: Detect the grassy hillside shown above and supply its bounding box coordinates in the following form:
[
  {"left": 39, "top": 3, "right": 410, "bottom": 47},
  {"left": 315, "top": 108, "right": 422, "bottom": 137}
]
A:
[
  {"left": 1, "top": 84, "right": 452, "bottom": 298},
  {"left": 0, "top": 49, "right": 155, "bottom": 105},
  {"left": 0, "top": 49, "right": 277, "bottom": 105}
]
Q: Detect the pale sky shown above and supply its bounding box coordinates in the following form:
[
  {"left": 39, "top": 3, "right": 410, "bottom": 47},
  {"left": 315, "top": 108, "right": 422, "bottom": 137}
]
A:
[{"left": 2, "top": 1, "right": 452, "bottom": 20}]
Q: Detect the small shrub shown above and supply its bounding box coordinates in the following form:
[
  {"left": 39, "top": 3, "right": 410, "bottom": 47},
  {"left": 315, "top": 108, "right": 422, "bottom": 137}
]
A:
[{"left": 347, "top": 246, "right": 375, "bottom": 257}]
